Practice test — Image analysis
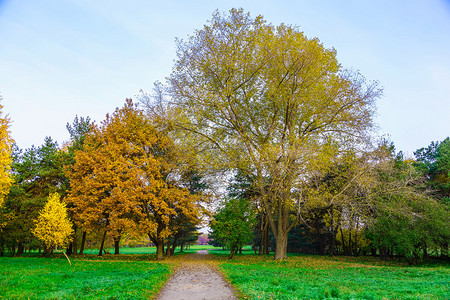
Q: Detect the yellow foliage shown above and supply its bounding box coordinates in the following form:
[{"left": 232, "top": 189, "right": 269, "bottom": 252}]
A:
[
  {"left": 32, "top": 193, "right": 73, "bottom": 249},
  {"left": 0, "top": 101, "right": 13, "bottom": 207}
]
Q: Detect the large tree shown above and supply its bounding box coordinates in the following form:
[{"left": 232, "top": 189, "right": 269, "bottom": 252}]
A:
[
  {"left": 0, "top": 97, "right": 13, "bottom": 208},
  {"left": 67, "top": 100, "right": 200, "bottom": 259},
  {"left": 168, "top": 9, "right": 380, "bottom": 259}
]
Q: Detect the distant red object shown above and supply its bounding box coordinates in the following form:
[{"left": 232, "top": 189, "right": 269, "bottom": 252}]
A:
[{"left": 196, "top": 234, "right": 210, "bottom": 245}]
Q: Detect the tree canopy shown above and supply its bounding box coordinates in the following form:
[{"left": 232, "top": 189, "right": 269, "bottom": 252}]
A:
[{"left": 169, "top": 8, "right": 381, "bottom": 259}]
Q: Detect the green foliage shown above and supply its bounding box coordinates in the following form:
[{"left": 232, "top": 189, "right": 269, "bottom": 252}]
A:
[
  {"left": 210, "top": 198, "right": 256, "bottom": 259},
  {"left": 365, "top": 144, "right": 450, "bottom": 263},
  {"left": 1, "top": 138, "right": 68, "bottom": 255},
  {"left": 217, "top": 255, "right": 449, "bottom": 299},
  {"left": 0, "top": 257, "right": 170, "bottom": 299},
  {"left": 415, "top": 137, "right": 450, "bottom": 199}
]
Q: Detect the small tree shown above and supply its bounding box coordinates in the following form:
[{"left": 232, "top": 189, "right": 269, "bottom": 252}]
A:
[
  {"left": 210, "top": 198, "right": 256, "bottom": 259},
  {"left": 32, "top": 193, "right": 73, "bottom": 263}
]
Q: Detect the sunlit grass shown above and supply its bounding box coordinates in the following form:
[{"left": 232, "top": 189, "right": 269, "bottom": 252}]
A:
[
  {"left": 0, "top": 257, "right": 171, "bottom": 299},
  {"left": 214, "top": 253, "right": 450, "bottom": 299}
]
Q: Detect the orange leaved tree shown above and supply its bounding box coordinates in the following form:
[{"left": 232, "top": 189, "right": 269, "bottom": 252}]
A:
[{"left": 67, "top": 99, "right": 200, "bottom": 258}]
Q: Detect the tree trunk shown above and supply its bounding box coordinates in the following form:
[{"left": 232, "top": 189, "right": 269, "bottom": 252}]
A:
[
  {"left": 165, "top": 242, "right": 172, "bottom": 257},
  {"left": 114, "top": 237, "right": 120, "bottom": 255},
  {"left": 79, "top": 231, "right": 87, "bottom": 255},
  {"left": 354, "top": 217, "right": 359, "bottom": 256},
  {"left": 66, "top": 243, "right": 73, "bottom": 255},
  {"left": 180, "top": 243, "right": 184, "bottom": 253},
  {"left": 263, "top": 220, "right": 270, "bottom": 255},
  {"left": 156, "top": 242, "right": 164, "bottom": 260},
  {"left": 340, "top": 227, "right": 347, "bottom": 255},
  {"left": 72, "top": 227, "right": 78, "bottom": 255},
  {"left": 16, "top": 242, "right": 24, "bottom": 256},
  {"left": 274, "top": 232, "right": 288, "bottom": 260},
  {"left": 228, "top": 247, "right": 236, "bottom": 260},
  {"left": 348, "top": 224, "right": 353, "bottom": 256},
  {"left": 98, "top": 230, "right": 107, "bottom": 256}
]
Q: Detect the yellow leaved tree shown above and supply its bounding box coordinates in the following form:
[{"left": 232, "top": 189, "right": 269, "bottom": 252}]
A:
[
  {"left": 32, "top": 193, "right": 73, "bottom": 263},
  {"left": 0, "top": 97, "right": 13, "bottom": 208}
]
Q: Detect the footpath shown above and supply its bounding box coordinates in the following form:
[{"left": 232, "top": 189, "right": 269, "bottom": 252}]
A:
[{"left": 156, "top": 250, "right": 237, "bottom": 300}]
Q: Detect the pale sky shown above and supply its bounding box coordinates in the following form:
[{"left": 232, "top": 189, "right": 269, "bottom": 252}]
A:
[{"left": 1, "top": 0, "right": 449, "bottom": 156}]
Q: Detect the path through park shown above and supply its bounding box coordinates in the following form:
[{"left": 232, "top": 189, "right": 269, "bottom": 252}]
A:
[{"left": 157, "top": 250, "right": 237, "bottom": 300}]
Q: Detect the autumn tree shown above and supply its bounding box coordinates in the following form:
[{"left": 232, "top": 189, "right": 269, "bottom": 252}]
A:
[
  {"left": 61, "top": 116, "right": 91, "bottom": 255},
  {"left": 32, "top": 193, "right": 73, "bottom": 258},
  {"left": 67, "top": 100, "right": 201, "bottom": 259},
  {"left": 0, "top": 97, "right": 13, "bottom": 208},
  {"left": 168, "top": 9, "right": 380, "bottom": 259}
]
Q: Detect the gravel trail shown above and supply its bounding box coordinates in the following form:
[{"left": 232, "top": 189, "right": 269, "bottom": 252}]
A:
[{"left": 156, "top": 250, "right": 237, "bottom": 300}]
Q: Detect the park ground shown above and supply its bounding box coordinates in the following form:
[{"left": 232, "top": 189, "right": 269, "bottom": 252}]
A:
[{"left": 1, "top": 245, "right": 449, "bottom": 299}]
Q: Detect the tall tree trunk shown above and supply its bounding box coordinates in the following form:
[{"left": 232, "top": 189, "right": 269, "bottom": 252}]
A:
[
  {"left": 348, "top": 222, "right": 353, "bottom": 256},
  {"left": 98, "top": 230, "right": 107, "bottom": 256},
  {"left": 228, "top": 246, "right": 236, "bottom": 260},
  {"left": 263, "top": 218, "right": 270, "bottom": 255},
  {"left": 114, "top": 236, "right": 121, "bottom": 255},
  {"left": 166, "top": 241, "right": 172, "bottom": 257},
  {"left": 79, "top": 231, "right": 87, "bottom": 255},
  {"left": 340, "top": 227, "right": 347, "bottom": 255},
  {"left": 354, "top": 217, "right": 359, "bottom": 256},
  {"left": 72, "top": 226, "right": 78, "bottom": 255},
  {"left": 66, "top": 243, "right": 73, "bottom": 255},
  {"left": 274, "top": 232, "right": 288, "bottom": 260},
  {"left": 156, "top": 242, "right": 164, "bottom": 260},
  {"left": 16, "top": 242, "right": 24, "bottom": 256},
  {"left": 180, "top": 243, "right": 184, "bottom": 253}
]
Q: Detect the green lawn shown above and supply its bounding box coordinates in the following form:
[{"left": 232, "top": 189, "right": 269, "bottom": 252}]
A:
[
  {"left": 80, "top": 244, "right": 221, "bottom": 255},
  {"left": 215, "top": 254, "right": 450, "bottom": 300},
  {"left": 2, "top": 248, "right": 448, "bottom": 299},
  {"left": 0, "top": 257, "right": 171, "bottom": 299}
]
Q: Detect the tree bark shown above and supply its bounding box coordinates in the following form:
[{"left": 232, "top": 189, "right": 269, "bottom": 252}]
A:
[
  {"left": 16, "top": 242, "right": 24, "bottom": 256},
  {"left": 72, "top": 226, "right": 78, "bottom": 255},
  {"left": 165, "top": 242, "right": 172, "bottom": 257},
  {"left": 79, "top": 231, "right": 87, "bottom": 255},
  {"left": 98, "top": 230, "right": 107, "bottom": 256},
  {"left": 114, "top": 237, "right": 120, "bottom": 255},
  {"left": 156, "top": 242, "right": 164, "bottom": 260},
  {"left": 274, "top": 232, "right": 288, "bottom": 260},
  {"left": 340, "top": 227, "right": 347, "bottom": 255}
]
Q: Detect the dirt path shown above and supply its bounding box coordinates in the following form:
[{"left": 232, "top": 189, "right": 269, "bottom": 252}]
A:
[{"left": 156, "top": 250, "right": 237, "bottom": 300}]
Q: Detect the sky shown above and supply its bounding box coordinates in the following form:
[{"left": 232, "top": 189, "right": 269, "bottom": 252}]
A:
[{"left": 1, "top": 0, "right": 449, "bottom": 156}]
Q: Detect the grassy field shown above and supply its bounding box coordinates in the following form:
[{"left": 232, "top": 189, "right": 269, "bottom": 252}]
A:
[
  {"left": 2, "top": 247, "right": 448, "bottom": 299},
  {"left": 79, "top": 244, "right": 221, "bottom": 255},
  {"left": 214, "top": 253, "right": 450, "bottom": 300},
  {"left": 0, "top": 256, "right": 170, "bottom": 299}
]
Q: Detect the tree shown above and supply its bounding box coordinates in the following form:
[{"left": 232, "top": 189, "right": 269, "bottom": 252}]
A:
[
  {"left": 62, "top": 116, "right": 92, "bottom": 255},
  {"left": 210, "top": 198, "right": 256, "bottom": 259},
  {"left": 1, "top": 138, "right": 67, "bottom": 256},
  {"left": 415, "top": 137, "right": 450, "bottom": 200},
  {"left": 32, "top": 192, "right": 73, "bottom": 261},
  {"left": 67, "top": 100, "right": 201, "bottom": 259},
  {"left": 168, "top": 9, "right": 380, "bottom": 259},
  {"left": 0, "top": 97, "right": 13, "bottom": 208}
]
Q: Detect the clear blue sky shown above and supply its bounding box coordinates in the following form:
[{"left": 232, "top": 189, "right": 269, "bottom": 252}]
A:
[{"left": 1, "top": 0, "right": 449, "bottom": 156}]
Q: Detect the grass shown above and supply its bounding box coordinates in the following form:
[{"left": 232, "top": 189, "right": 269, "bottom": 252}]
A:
[
  {"left": 214, "top": 253, "right": 450, "bottom": 300},
  {"left": 79, "top": 244, "right": 221, "bottom": 255},
  {"left": 2, "top": 247, "right": 448, "bottom": 299},
  {"left": 0, "top": 256, "right": 171, "bottom": 299}
]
